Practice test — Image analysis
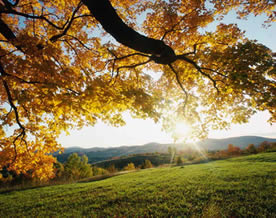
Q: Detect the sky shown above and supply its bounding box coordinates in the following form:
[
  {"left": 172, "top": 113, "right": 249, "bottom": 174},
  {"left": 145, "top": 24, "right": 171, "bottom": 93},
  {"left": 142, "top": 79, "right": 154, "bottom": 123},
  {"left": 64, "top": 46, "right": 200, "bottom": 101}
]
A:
[{"left": 58, "top": 12, "right": 276, "bottom": 148}]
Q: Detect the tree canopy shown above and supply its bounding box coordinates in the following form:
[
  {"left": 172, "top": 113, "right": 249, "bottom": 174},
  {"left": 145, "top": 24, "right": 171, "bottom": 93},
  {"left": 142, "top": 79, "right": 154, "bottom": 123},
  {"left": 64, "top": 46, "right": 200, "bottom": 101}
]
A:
[{"left": 0, "top": 0, "right": 275, "bottom": 179}]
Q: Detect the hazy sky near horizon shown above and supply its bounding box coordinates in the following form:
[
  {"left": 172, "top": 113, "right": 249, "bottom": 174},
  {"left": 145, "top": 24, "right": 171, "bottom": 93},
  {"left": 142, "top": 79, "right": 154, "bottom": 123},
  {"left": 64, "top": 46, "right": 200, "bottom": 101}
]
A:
[{"left": 58, "top": 12, "right": 276, "bottom": 148}]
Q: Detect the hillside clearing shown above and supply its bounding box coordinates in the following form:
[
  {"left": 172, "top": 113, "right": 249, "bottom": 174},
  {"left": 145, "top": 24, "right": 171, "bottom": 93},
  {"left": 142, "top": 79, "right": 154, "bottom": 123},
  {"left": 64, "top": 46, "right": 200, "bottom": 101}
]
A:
[{"left": 0, "top": 152, "right": 275, "bottom": 217}]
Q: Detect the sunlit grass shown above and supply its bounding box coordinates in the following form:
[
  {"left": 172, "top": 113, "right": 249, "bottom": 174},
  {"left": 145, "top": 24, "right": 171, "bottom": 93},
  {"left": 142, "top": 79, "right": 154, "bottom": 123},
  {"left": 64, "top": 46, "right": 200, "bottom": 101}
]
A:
[{"left": 0, "top": 152, "right": 275, "bottom": 217}]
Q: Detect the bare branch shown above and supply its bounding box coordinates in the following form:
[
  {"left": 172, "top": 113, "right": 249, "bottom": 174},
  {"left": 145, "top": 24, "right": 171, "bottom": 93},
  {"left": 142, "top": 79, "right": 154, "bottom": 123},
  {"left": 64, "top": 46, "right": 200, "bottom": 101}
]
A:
[
  {"left": 110, "top": 59, "right": 152, "bottom": 84},
  {"left": 0, "top": 64, "right": 26, "bottom": 162},
  {"left": 66, "top": 34, "right": 96, "bottom": 51},
  {"left": 116, "top": 59, "right": 151, "bottom": 72},
  {"left": 201, "top": 67, "right": 227, "bottom": 78},
  {"left": 50, "top": 1, "right": 83, "bottom": 42},
  {"left": 181, "top": 42, "right": 207, "bottom": 56},
  {"left": 168, "top": 63, "right": 188, "bottom": 114},
  {"left": 161, "top": 9, "right": 197, "bottom": 41},
  {"left": 0, "top": 48, "right": 17, "bottom": 58},
  {"left": 0, "top": 10, "right": 67, "bottom": 30},
  {"left": 112, "top": 52, "right": 150, "bottom": 61},
  {"left": 176, "top": 54, "right": 220, "bottom": 93}
]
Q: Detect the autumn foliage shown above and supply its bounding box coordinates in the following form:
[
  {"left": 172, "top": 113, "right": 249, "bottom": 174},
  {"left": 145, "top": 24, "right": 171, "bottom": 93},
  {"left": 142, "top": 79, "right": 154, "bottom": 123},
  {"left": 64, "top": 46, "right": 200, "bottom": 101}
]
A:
[{"left": 0, "top": 0, "right": 275, "bottom": 179}]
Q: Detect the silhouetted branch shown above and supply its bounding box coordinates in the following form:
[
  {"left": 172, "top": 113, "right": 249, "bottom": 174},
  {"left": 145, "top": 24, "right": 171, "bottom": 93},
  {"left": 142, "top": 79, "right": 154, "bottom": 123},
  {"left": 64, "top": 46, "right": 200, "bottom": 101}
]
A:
[
  {"left": 0, "top": 10, "right": 68, "bottom": 30},
  {"left": 176, "top": 54, "right": 220, "bottom": 93},
  {"left": 50, "top": 1, "right": 83, "bottom": 42},
  {"left": 0, "top": 64, "right": 26, "bottom": 162},
  {"left": 169, "top": 63, "right": 188, "bottom": 114}
]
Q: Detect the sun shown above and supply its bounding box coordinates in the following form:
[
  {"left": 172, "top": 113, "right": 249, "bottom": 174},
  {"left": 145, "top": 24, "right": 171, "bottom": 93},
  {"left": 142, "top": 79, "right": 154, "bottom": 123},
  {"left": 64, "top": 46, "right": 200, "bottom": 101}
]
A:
[{"left": 174, "top": 121, "right": 192, "bottom": 139}]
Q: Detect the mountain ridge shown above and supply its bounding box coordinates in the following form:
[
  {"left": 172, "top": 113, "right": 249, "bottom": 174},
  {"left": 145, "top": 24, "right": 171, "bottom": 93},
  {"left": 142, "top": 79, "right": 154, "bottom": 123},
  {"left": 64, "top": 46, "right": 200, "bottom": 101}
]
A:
[{"left": 56, "top": 136, "right": 276, "bottom": 163}]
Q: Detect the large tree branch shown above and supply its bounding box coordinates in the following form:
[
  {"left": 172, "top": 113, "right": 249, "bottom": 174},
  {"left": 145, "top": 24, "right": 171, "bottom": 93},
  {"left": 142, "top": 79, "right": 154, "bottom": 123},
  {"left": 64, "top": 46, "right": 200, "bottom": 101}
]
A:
[
  {"left": 82, "top": 0, "right": 176, "bottom": 64},
  {"left": 0, "top": 18, "right": 22, "bottom": 51},
  {"left": 81, "top": 0, "right": 220, "bottom": 93}
]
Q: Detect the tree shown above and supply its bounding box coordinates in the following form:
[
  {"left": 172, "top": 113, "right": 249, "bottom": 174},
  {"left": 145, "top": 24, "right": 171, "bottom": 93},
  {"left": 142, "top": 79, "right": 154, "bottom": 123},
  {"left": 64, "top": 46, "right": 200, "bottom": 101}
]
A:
[
  {"left": 176, "top": 156, "right": 183, "bottom": 165},
  {"left": 227, "top": 144, "right": 241, "bottom": 156},
  {"left": 0, "top": 0, "right": 275, "bottom": 179},
  {"left": 107, "top": 164, "right": 117, "bottom": 173},
  {"left": 64, "top": 153, "right": 92, "bottom": 180},
  {"left": 245, "top": 144, "right": 257, "bottom": 154},
  {"left": 257, "top": 141, "right": 272, "bottom": 153},
  {"left": 142, "top": 159, "right": 153, "bottom": 169}
]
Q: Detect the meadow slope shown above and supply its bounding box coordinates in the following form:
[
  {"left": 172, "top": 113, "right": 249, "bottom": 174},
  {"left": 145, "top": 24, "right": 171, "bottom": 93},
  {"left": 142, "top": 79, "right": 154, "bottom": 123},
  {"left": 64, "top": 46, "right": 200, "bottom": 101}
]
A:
[{"left": 0, "top": 152, "right": 275, "bottom": 217}]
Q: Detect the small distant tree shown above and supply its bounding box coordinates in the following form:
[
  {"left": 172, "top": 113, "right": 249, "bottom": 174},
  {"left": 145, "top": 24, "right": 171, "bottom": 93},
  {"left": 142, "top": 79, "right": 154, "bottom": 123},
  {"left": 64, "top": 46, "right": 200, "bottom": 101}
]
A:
[
  {"left": 257, "top": 141, "right": 271, "bottom": 153},
  {"left": 64, "top": 153, "right": 92, "bottom": 180},
  {"left": 270, "top": 142, "right": 276, "bottom": 151},
  {"left": 227, "top": 144, "right": 241, "bottom": 156},
  {"left": 107, "top": 164, "right": 117, "bottom": 173},
  {"left": 123, "top": 163, "right": 136, "bottom": 171},
  {"left": 176, "top": 156, "right": 183, "bottom": 165},
  {"left": 142, "top": 160, "right": 153, "bottom": 169},
  {"left": 246, "top": 144, "right": 257, "bottom": 154}
]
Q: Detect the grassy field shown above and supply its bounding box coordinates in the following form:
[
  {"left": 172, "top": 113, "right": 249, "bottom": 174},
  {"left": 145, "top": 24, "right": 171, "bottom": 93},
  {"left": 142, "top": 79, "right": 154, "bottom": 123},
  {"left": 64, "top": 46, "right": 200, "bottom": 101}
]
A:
[{"left": 0, "top": 152, "right": 275, "bottom": 217}]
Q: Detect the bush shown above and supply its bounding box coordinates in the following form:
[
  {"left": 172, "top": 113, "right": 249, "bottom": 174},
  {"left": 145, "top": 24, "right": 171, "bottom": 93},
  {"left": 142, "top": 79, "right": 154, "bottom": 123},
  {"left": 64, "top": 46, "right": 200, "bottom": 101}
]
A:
[
  {"left": 123, "top": 162, "right": 136, "bottom": 171},
  {"left": 64, "top": 153, "right": 92, "bottom": 180}
]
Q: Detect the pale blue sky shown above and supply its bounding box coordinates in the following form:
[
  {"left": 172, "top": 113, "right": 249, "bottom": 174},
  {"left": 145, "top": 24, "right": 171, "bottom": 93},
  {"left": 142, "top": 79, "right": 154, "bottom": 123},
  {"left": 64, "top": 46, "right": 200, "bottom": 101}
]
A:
[{"left": 58, "top": 12, "right": 276, "bottom": 148}]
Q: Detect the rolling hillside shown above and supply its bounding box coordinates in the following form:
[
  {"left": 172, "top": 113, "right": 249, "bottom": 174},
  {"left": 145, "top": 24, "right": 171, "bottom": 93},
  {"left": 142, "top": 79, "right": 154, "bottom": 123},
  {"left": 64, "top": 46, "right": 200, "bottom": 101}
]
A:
[
  {"left": 56, "top": 136, "right": 276, "bottom": 163},
  {"left": 94, "top": 153, "right": 172, "bottom": 170},
  {"left": 1, "top": 152, "right": 275, "bottom": 217}
]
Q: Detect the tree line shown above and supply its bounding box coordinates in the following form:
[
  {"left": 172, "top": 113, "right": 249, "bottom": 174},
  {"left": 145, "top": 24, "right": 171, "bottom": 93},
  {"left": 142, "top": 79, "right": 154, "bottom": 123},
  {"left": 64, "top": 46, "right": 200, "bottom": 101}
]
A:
[
  {"left": 0, "top": 153, "right": 153, "bottom": 186},
  {"left": 1, "top": 140, "right": 275, "bottom": 186}
]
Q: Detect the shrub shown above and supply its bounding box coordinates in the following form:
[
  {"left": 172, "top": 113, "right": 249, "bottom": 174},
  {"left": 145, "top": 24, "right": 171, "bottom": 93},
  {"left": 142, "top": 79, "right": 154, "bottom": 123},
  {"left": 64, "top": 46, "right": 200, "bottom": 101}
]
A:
[{"left": 123, "top": 163, "right": 136, "bottom": 171}]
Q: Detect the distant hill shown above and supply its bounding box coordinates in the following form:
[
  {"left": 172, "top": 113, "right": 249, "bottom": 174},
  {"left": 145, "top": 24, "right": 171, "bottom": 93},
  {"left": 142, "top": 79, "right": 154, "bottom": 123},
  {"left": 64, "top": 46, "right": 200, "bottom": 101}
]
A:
[
  {"left": 198, "top": 136, "right": 276, "bottom": 150},
  {"left": 56, "top": 136, "right": 276, "bottom": 163}
]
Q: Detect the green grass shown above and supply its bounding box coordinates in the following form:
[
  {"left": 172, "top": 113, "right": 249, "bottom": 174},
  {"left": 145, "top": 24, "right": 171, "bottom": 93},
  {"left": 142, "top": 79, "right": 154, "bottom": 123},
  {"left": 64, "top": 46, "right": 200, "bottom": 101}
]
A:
[{"left": 0, "top": 152, "right": 275, "bottom": 217}]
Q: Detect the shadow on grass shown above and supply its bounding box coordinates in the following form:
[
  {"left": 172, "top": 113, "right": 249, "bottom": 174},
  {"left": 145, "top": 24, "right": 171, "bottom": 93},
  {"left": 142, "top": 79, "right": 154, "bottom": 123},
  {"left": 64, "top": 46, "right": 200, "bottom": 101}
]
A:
[
  {"left": 0, "top": 170, "right": 138, "bottom": 194},
  {"left": 0, "top": 181, "right": 65, "bottom": 195},
  {"left": 78, "top": 174, "right": 118, "bottom": 183},
  {"left": 78, "top": 170, "right": 137, "bottom": 183},
  {"left": 171, "top": 159, "right": 211, "bottom": 168}
]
